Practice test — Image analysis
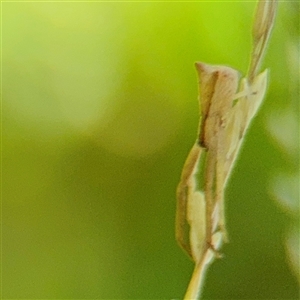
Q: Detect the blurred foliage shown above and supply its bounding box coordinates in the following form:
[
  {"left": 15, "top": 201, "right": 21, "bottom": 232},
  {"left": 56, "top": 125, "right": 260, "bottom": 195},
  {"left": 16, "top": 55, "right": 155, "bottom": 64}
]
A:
[{"left": 2, "top": 2, "right": 299, "bottom": 299}]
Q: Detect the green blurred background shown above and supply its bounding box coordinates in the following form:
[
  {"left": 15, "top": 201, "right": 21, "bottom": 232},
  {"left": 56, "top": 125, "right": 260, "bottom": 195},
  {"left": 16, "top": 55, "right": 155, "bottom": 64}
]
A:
[{"left": 2, "top": 1, "right": 299, "bottom": 299}]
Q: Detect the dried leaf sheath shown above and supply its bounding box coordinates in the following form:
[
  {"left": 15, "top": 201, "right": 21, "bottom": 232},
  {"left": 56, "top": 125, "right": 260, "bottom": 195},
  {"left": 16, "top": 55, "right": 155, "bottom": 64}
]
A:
[
  {"left": 176, "top": 1, "right": 278, "bottom": 299},
  {"left": 178, "top": 66, "right": 269, "bottom": 300},
  {"left": 176, "top": 144, "right": 203, "bottom": 259},
  {"left": 176, "top": 64, "right": 240, "bottom": 261}
]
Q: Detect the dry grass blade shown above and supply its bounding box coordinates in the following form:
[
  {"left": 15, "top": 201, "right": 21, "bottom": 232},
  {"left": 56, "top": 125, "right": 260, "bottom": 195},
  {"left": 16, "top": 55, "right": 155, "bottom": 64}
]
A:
[
  {"left": 176, "top": 144, "right": 203, "bottom": 259},
  {"left": 248, "top": 0, "right": 278, "bottom": 82},
  {"left": 176, "top": 1, "right": 278, "bottom": 299}
]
